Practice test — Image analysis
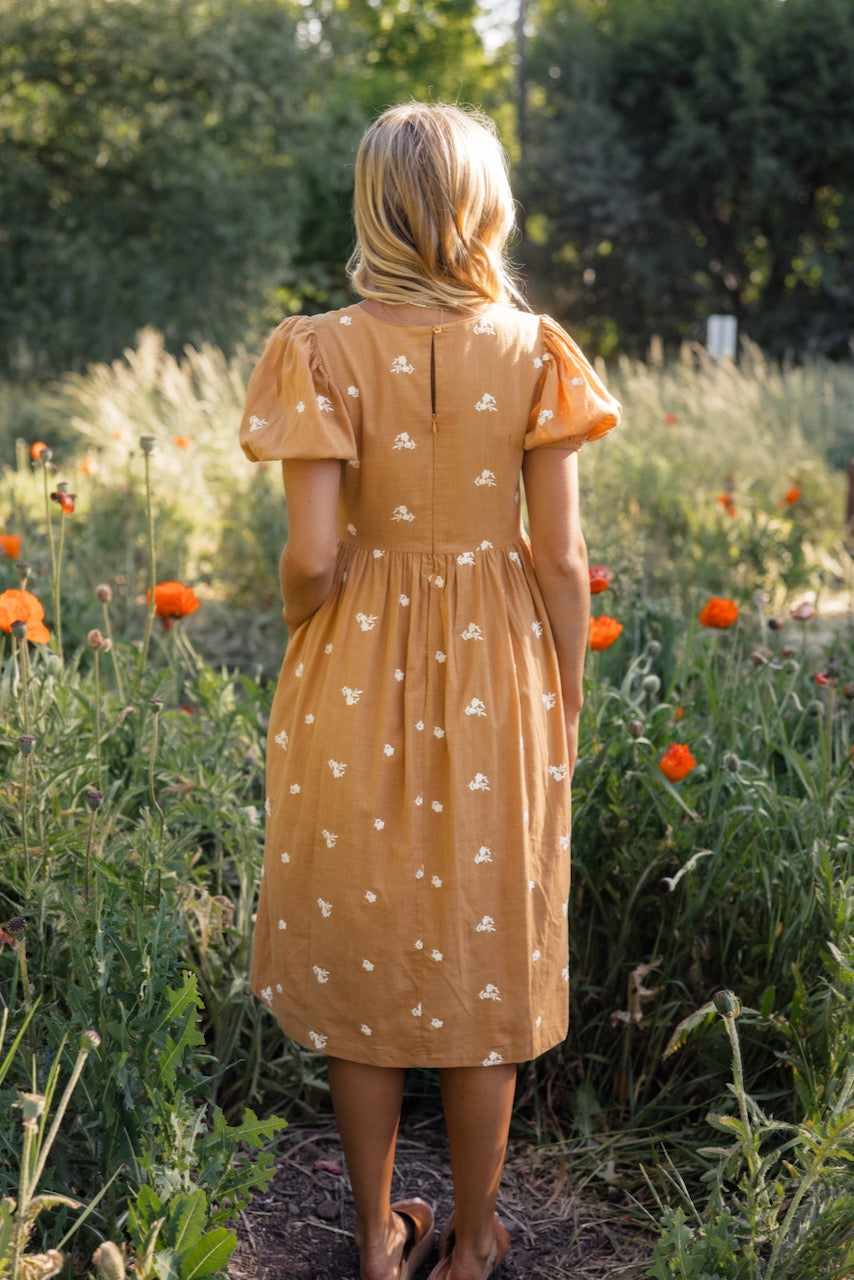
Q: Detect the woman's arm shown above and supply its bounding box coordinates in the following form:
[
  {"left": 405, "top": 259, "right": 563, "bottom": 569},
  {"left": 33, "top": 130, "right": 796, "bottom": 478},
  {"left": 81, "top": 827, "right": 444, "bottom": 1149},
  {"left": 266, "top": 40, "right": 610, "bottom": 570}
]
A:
[
  {"left": 522, "top": 447, "right": 589, "bottom": 775},
  {"left": 278, "top": 459, "right": 342, "bottom": 629}
]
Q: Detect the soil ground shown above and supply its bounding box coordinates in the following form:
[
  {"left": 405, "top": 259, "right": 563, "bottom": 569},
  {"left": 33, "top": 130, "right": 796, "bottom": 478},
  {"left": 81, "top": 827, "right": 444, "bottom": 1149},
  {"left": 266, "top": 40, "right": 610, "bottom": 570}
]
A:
[{"left": 230, "top": 1111, "right": 654, "bottom": 1280}]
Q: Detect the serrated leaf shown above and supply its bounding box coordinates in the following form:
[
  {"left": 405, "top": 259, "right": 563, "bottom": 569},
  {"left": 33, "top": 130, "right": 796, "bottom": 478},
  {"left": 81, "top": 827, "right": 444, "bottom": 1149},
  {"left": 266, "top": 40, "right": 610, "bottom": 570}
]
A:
[
  {"left": 662, "top": 1002, "right": 716, "bottom": 1058},
  {"left": 179, "top": 1228, "right": 236, "bottom": 1279}
]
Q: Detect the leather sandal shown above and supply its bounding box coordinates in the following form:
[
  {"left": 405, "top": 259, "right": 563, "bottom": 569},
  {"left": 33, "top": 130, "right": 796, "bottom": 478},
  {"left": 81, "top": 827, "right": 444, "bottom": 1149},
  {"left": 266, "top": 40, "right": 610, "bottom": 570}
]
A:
[
  {"left": 387, "top": 1198, "right": 435, "bottom": 1280},
  {"left": 426, "top": 1211, "right": 509, "bottom": 1279}
]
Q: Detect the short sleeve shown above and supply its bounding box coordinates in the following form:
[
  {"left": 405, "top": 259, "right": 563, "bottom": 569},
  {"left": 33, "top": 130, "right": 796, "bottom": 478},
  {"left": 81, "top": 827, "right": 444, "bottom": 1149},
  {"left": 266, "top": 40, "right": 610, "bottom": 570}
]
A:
[
  {"left": 525, "top": 315, "right": 622, "bottom": 451},
  {"left": 239, "top": 316, "right": 358, "bottom": 463}
]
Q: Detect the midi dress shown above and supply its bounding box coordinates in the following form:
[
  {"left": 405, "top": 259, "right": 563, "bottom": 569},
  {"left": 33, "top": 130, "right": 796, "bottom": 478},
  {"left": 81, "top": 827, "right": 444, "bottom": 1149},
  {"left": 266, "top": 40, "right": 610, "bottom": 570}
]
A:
[{"left": 240, "top": 301, "right": 621, "bottom": 1068}]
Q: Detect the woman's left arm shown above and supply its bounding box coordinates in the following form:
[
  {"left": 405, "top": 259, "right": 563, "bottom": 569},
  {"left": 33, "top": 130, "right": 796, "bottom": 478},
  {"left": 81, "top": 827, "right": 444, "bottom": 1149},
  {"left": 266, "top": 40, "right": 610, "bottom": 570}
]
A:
[{"left": 278, "top": 459, "right": 342, "bottom": 629}]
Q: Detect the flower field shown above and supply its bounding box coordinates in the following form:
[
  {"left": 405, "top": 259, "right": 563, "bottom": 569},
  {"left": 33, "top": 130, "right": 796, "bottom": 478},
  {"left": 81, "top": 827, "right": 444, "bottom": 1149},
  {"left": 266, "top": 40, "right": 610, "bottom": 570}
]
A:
[{"left": 1, "top": 331, "right": 852, "bottom": 1279}]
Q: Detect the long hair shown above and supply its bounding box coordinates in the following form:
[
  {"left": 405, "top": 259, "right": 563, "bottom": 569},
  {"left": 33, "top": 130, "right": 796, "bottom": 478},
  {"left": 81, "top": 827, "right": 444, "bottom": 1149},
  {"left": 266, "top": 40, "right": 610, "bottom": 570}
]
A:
[{"left": 347, "top": 102, "right": 522, "bottom": 309}]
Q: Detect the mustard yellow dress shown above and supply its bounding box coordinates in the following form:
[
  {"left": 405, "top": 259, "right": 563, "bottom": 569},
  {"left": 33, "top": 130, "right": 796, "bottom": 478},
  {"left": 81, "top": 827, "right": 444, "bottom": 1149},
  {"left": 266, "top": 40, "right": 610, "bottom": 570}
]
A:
[{"left": 240, "top": 302, "right": 620, "bottom": 1068}]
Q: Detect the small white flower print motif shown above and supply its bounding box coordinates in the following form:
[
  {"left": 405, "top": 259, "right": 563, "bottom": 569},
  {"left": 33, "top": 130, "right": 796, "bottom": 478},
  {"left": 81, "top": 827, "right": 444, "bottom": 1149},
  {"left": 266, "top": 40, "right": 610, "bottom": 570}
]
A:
[
  {"left": 483, "top": 1051, "right": 504, "bottom": 1066},
  {"left": 347, "top": 523, "right": 357, "bottom": 536},
  {"left": 570, "top": 375, "right": 584, "bottom": 386},
  {"left": 391, "top": 355, "right": 414, "bottom": 374},
  {"left": 316, "top": 395, "right": 333, "bottom": 413},
  {"left": 537, "top": 408, "right": 554, "bottom": 427},
  {"left": 339, "top": 315, "right": 353, "bottom": 325},
  {"left": 260, "top": 986, "right": 273, "bottom": 1005},
  {"left": 373, "top": 818, "right": 385, "bottom": 831},
  {"left": 430, "top": 949, "right": 443, "bottom": 962},
  {"left": 321, "top": 830, "right": 338, "bottom": 848},
  {"left": 473, "top": 317, "right": 496, "bottom": 335},
  {"left": 474, "top": 846, "right": 493, "bottom": 864},
  {"left": 431, "top": 875, "right": 443, "bottom": 888},
  {"left": 548, "top": 764, "right": 568, "bottom": 782},
  {"left": 411, "top": 1003, "right": 422, "bottom": 1017},
  {"left": 364, "top": 890, "right": 377, "bottom": 903},
  {"left": 277, "top": 918, "right": 287, "bottom": 931},
  {"left": 305, "top": 713, "right": 315, "bottom": 724},
  {"left": 317, "top": 898, "right": 332, "bottom": 917},
  {"left": 560, "top": 833, "right": 571, "bottom": 851},
  {"left": 531, "top": 620, "right": 544, "bottom": 638},
  {"left": 415, "top": 865, "right": 425, "bottom": 879},
  {"left": 356, "top": 612, "right": 378, "bottom": 631},
  {"left": 391, "top": 505, "right": 415, "bottom": 522},
  {"left": 264, "top": 797, "right": 271, "bottom": 815},
  {"left": 479, "top": 540, "right": 493, "bottom": 550},
  {"left": 394, "top": 669, "right": 404, "bottom": 682},
  {"left": 274, "top": 730, "right": 288, "bottom": 749},
  {"left": 280, "top": 851, "right": 290, "bottom": 863},
  {"left": 414, "top": 939, "right": 424, "bottom": 950},
  {"left": 383, "top": 743, "right": 395, "bottom": 756},
  {"left": 562, "top": 901, "right": 569, "bottom": 917},
  {"left": 289, "top": 783, "right": 301, "bottom": 795},
  {"left": 275, "top": 983, "right": 282, "bottom": 993},
  {"left": 508, "top": 551, "right": 522, "bottom": 566},
  {"left": 327, "top": 759, "right": 347, "bottom": 779},
  {"left": 465, "top": 697, "right": 487, "bottom": 718},
  {"left": 399, "top": 594, "right": 410, "bottom": 606},
  {"left": 475, "top": 392, "right": 497, "bottom": 412},
  {"left": 457, "top": 551, "right": 475, "bottom": 566},
  {"left": 433, "top": 575, "right": 445, "bottom": 588},
  {"left": 372, "top": 548, "right": 385, "bottom": 558},
  {"left": 295, "top": 401, "right": 305, "bottom": 414},
  {"left": 433, "top": 726, "right": 445, "bottom": 738},
  {"left": 561, "top": 966, "right": 569, "bottom": 983},
  {"left": 535, "top": 1015, "right": 543, "bottom": 1029},
  {"left": 435, "top": 651, "right": 447, "bottom": 664},
  {"left": 324, "top": 643, "right": 333, "bottom": 654},
  {"left": 308, "top": 1031, "right": 328, "bottom": 1050},
  {"left": 415, "top": 720, "right": 424, "bottom": 732},
  {"left": 533, "top": 355, "right": 544, "bottom": 369},
  {"left": 431, "top": 800, "right": 443, "bottom": 812},
  {"left": 479, "top": 984, "right": 501, "bottom": 1002},
  {"left": 474, "top": 469, "right": 497, "bottom": 487},
  {"left": 461, "top": 622, "right": 483, "bottom": 641},
  {"left": 414, "top": 794, "right": 424, "bottom": 807},
  {"left": 431, "top": 1018, "right": 444, "bottom": 1029},
  {"left": 248, "top": 415, "right": 268, "bottom": 432},
  {"left": 295, "top": 662, "right": 305, "bottom": 678},
  {"left": 313, "top": 966, "right": 330, "bottom": 984},
  {"left": 347, "top": 385, "right": 359, "bottom": 397},
  {"left": 542, "top": 692, "right": 557, "bottom": 710},
  {"left": 468, "top": 773, "right": 490, "bottom": 792},
  {"left": 362, "top": 959, "right": 374, "bottom": 971},
  {"left": 393, "top": 431, "right": 417, "bottom": 450},
  {"left": 531, "top": 949, "right": 542, "bottom": 962},
  {"left": 360, "top": 1024, "right": 372, "bottom": 1036},
  {"left": 341, "top": 686, "right": 362, "bottom": 706},
  {"left": 476, "top": 915, "right": 496, "bottom": 933}
]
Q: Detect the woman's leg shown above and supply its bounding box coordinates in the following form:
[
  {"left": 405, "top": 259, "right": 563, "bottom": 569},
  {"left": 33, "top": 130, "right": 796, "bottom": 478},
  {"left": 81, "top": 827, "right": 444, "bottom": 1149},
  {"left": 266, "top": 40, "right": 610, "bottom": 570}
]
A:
[
  {"left": 327, "top": 1056, "right": 407, "bottom": 1280},
  {"left": 438, "top": 1064, "right": 516, "bottom": 1278}
]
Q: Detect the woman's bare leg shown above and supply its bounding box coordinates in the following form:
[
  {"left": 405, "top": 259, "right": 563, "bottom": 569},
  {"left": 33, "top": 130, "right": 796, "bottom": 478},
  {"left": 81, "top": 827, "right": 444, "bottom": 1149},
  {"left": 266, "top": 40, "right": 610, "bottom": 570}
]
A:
[
  {"left": 327, "top": 1056, "right": 407, "bottom": 1280},
  {"left": 438, "top": 1064, "right": 516, "bottom": 1278}
]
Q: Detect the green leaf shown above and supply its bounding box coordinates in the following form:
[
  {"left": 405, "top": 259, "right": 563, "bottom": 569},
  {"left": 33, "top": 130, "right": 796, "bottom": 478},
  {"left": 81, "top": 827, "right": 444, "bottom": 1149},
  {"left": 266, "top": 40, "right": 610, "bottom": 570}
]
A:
[
  {"left": 662, "top": 1002, "right": 717, "bottom": 1058},
  {"left": 179, "top": 1228, "right": 236, "bottom": 1279},
  {"left": 166, "top": 1191, "right": 206, "bottom": 1257},
  {"left": 153, "top": 1248, "right": 181, "bottom": 1280}
]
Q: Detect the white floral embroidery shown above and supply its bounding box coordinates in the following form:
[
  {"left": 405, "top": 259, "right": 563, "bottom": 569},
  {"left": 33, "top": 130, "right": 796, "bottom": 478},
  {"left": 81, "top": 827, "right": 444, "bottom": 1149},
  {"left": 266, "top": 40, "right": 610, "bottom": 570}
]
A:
[
  {"left": 430, "top": 949, "right": 443, "bottom": 962},
  {"left": 562, "top": 901, "right": 569, "bottom": 917},
  {"left": 280, "top": 851, "right": 290, "bottom": 863},
  {"left": 535, "top": 1015, "right": 543, "bottom": 1029},
  {"left": 364, "top": 890, "right": 377, "bottom": 903},
  {"left": 248, "top": 415, "right": 268, "bottom": 432},
  {"left": 468, "top": 773, "right": 490, "bottom": 792},
  {"left": 531, "top": 620, "right": 544, "bottom": 638},
  {"left": 414, "top": 939, "right": 423, "bottom": 950},
  {"left": 431, "top": 800, "right": 443, "bottom": 812},
  {"left": 431, "top": 875, "right": 443, "bottom": 888},
  {"left": 415, "top": 865, "right": 424, "bottom": 879},
  {"left": 295, "top": 662, "right": 304, "bottom": 677},
  {"left": 435, "top": 651, "right": 447, "bottom": 663},
  {"left": 560, "top": 833, "right": 571, "bottom": 851},
  {"left": 308, "top": 1031, "right": 328, "bottom": 1050},
  {"left": 391, "top": 504, "right": 415, "bottom": 521},
  {"left": 324, "top": 643, "right": 333, "bottom": 654},
  {"left": 399, "top": 594, "right": 410, "bottom": 606},
  {"left": 278, "top": 918, "right": 287, "bottom": 930},
  {"left": 474, "top": 846, "right": 493, "bottom": 864},
  {"left": 479, "top": 540, "right": 493, "bottom": 550},
  {"left": 476, "top": 915, "right": 496, "bottom": 932},
  {"left": 457, "top": 551, "right": 475, "bottom": 565},
  {"left": 475, "top": 392, "right": 497, "bottom": 412},
  {"left": 542, "top": 692, "right": 557, "bottom": 710},
  {"left": 431, "top": 1018, "right": 444, "bottom": 1029},
  {"left": 260, "top": 986, "right": 272, "bottom": 1004},
  {"left": 531, "top": 949, "right": 542, "bottom": 962},
  {"left": 474, "top": 469, "right": 497, "bottom": 487},
  {"left": 433, "top": 726, "right": 445, "bottom": 738},
  {"left": 393, "top": 431, "right": 417, "bottom": 450},
  {"left": 508, "top": 551, "right": 522, "bottom": 566},
  {"left": 346, "top": 523, "right": 357, "bottom": 536},
  {"left": 465, "top": 697, "right": 487, "bottom": 717},
  {"left": 561, "top": 966, "right": 569, "bottom": 983},
  {"left": 372, "top": 548, "right": 385, "bottom": 558},
  {"left": 304, "top": 713, "right": 315, "bottom": 724},
  {"left": 313, "top": 965, "right": 329, "bottom": 984},
  {"left": 473, "top": 317, "right": 496, "bottom": 335},
  {"left": 533, "top": 356, "right": 543, "bottom": 369},
  {"left": 411, "top": 1003, "right": 422, "bottom": 1017},
  {"left": 362, "top": 959, "right": 374, "bottom": 971},
  {"left": 415, "top": 720, "right": 424, "bottom": 731},
  {"left": 341, "top": 686, "right": 362, "bottom": 705},
  {"left": 483, "top": 1051, "right": 504, "bottom": 1066},
  {"left": 373, "top": 818, "right": 385, "bottom": 830},
  {"left": 295, "top": 401, "right": 305, "bottom": 414},
  {"left": 348, "top": 459, "right": 360, "bottom": 468},
  {"left": 479, "top": 984, "right": 501, "bottom": 1002},
  {"left": 548, "top": 764, "right": 568, "bottom": 781},
  {"left": 327, "top": 759, "right": 347, "bottom": 779},
  {"left": 275, "top": 983, "right": 282, "bottom": 993},
  {"left": 356, "top": 612, "right": 378, "bottom": 631},
  {"left": 339, "top": 315, "right": 353, "bottom": 325},
  {"left": 317, "top": 898, "right": 332, "bottom": 917},
  {"left": 433, "top": 575, "right": 445, "bottom": 588},
  {"left": 394, "top": 669, "right": 404, "bottom": 682},
  {"left": 537, "top": 408, "right": 554, "bottom": 427},
  {"left": 461, "top": 622, "right": 483, "bottom": 641},
  {"left": 414, "top": 794, "right": 424, "bottom": 806},
  {"left": 383, "top": 743, "right": 395, "bottom": 756},
  {"left": 316, "top": 395, "right": 333, "bottom": 412},
  {"left": 570, "top": 375, "right": 584, "bottom": 386},
  {"left": 391, "top": 355, "right": 414, "bottom": 374},
  {"left": 289, "top": 783, "right": 301, "bottom": 794},
  {"left": 321, "top": 830, "right": 338, "bottom": 848},
  {"left": 360, "top": 1024, "right": 372, "bottom": 1036},
  {"left": 347, "top": 385, "right": 359, "bottom": 397},
  {"left": 275, "top": 729, "right": 289, "bottom": 749}
]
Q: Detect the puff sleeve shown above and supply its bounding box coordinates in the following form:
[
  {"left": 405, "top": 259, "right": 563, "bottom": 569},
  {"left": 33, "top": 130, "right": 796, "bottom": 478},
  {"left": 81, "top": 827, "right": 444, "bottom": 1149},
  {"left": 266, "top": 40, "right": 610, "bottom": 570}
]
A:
[
  {"left": 239, "top": 316, "right": 358, "bottom": 463},
  {"left": 525, "top": 315, "right": 621, "bottom": 451}
]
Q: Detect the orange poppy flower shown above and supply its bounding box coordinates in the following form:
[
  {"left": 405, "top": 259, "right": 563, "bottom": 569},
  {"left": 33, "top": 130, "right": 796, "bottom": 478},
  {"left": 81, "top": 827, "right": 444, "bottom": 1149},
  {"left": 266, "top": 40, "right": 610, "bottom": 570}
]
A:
[
  {"left": 814, "top": 671, "right": 834, "bottom": 686},
  {"left": 0, "top": 589, "right": 51, "bottom": 644},
  {"left": 717, "top": 493, "right": 736, "bottom": 516},
  {"left": 588, "top": 565, "right": 613, "bottom": 594},
  {"left": 173, "top": 435, "right": 192, "bottom": 448},
  {"left": 658, "top": 743, "right": 697, "bottom": 783},
  {"left": 79, "top": 457, "right": 99, "bottom": 477},
  {"left": 50, "top": 491, "right": 76, "bottom": 514},
  {"left": 30, "top": 441, "right": 49, "bottom": 460},
  {"left": 663, "top": 412, "right": 678, "bottom": 424},
  {"left": 147, "top": 580, "right": 200, "bottom": 624},
  {"left": 699, "top": 597, "right": 739, "bottom": 629},
  {"left": 589, "top": 615, "right": 623, "bottom": 650},
  {"left": 790, "top": 601, "right": 816, "bottom": 622},
  {"left": 0, "top": 534, "right": 21, "bottom": 560},
  {"left": 782, "top": 485, "right": 802, "bottom": 505}
]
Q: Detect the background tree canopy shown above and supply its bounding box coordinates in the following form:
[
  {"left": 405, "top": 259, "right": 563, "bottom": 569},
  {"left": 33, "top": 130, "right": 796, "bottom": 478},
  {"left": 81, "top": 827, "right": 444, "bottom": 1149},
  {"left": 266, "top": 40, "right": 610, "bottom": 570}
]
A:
[{"left": 1, "top": 0, "right": 851, "bottom": 374}]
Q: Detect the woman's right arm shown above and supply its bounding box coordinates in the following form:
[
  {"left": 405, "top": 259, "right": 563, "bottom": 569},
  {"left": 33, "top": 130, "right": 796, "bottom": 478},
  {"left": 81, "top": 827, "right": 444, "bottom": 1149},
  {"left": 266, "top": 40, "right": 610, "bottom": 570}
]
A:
[
  {"left": 279, "top": 459, "right": 341, "bottom": 629},
  {"left": 522, "top": 447, "right": 589, "bottom": 776}
]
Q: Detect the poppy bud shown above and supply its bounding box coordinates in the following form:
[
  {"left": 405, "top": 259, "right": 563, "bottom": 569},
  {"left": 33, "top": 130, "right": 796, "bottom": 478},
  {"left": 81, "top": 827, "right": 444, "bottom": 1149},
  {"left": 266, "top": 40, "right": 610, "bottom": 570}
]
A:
[
  {"left": 139, "top": 436, "right": 157, "bottom": 454},
  {"left": 95, "top": 583, "right": 113, "bottom": 603},
  {"left": 646, "top": 640, "right": 661, "bottom": 657},
  {"left": 88, "top": 629, "right": 106, "bottom": 650},
  {"left": 84, "top": 788, "right": 103, "bottom": 811},
  {"left": 723, "top": 752, "right": 740, "bottom": 772},
  {"left": 92, "top": 1242, "right": 125, "bottom": 1280},
  {"left": 627, "top": 720, "right": 644, "bottom": 739},
  {"left": 10, "top": 619, "right": 27, "bottom": 640},
  {"left": 17, "top": 735, "right": 36, "bottom": 755},
  {"left": 149, "top": 697, "right": 163, "bottom": 713},
  {"left": 80, "top": 1029, "right": 101, "bottom": 1050},
  {"left": 713, "top": 989, "right": 741, "bottom": 1018},
  {"left": 642, "top": 675, "right": 660, "bottom": 693}
]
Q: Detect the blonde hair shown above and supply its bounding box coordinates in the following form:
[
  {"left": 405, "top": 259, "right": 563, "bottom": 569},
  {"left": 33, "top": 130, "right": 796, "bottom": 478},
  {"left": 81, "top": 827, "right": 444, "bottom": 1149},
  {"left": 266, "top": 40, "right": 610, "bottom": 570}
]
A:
[{"left": 347, "top": 102, "right": 522, "bottom": 309}]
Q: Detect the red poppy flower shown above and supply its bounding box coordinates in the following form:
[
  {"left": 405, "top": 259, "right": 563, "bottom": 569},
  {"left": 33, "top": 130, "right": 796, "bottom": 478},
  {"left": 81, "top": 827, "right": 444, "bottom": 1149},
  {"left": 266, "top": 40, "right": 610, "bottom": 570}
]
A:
[
  {"left": 664, "top": 413, "right": 678, "bottom": 424},
  {"left": 815, "top": 672, "right": 834, "bottom": 686},
  {"left": 147, "top": 580, "right": 200, "bottom": 624},
  {"left": 30, "top": 442, "right": 49, "bottom": 460},
  {"left": 0, "top": 534, "right": 21, "bottom": 560},
  {"left": 173, "top": 435, "right": 192, "bottom": 448},
  {"left": 589, "top": 616, "right": 623, "bottom": 650},
  {"left": 79, "top": 457, "right": 99, "bottom": 477},
  {"left": 0, "top": 589, "right": 51, "bottom": 643},
  {"left": 50, "top": 491, "right": 76, "bottom": 514},
  {"left": 588, "top": 565, "right": 613, "bottom": 594},
  {"left": 717, "top": 493, "right": 736, "bottom": 516},
  {"left": 658, "top": 743, "right": 697, "bottom": 783},
  {"left": 790, "top": 601, "right": 816, "bottom": 622},
  {"left": 699, "top": 597, "right": 739, "bottom": 629},
  {"left": 782, "top": 486, "right": 802, "bottom": 506}
]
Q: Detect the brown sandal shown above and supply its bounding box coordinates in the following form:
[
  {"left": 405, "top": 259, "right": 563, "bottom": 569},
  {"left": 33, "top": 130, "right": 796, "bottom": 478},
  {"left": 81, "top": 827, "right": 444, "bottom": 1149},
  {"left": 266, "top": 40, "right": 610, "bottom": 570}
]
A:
[
  {"left": 391, "top": 1199, "right": 436, "bottom": 1280},
  {"left": 426, "top": 1212, "right": 509, "bottom": 1279}
]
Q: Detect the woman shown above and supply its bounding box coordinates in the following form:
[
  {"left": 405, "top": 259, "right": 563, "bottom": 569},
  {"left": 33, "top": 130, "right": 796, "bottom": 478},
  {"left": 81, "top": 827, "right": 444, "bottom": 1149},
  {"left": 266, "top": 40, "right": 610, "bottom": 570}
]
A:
[{"left": 240, "top": 102, "right": 621, "bottom": 1280}]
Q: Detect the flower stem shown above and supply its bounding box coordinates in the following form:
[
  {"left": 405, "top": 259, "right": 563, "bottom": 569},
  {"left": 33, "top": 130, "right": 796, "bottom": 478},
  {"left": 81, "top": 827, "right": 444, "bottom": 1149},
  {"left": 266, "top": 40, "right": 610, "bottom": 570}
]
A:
[
  {"left": 53, "top": 509, "right": 66, "bottom": 665},
  {"left": 92, "top": 649, "right": 103, "bottom": 792},
  {"left": 139, "top": 451, "right": 157, "bottom": 673},
  {"left": 100, "top": 599, "right": 125, "bottom": 702},
  {"left": 19, "top": 634, "right": 30, "bottom": 736},
  {"left": 20, "top": 754, "right": 31, "bottom": 879}
]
